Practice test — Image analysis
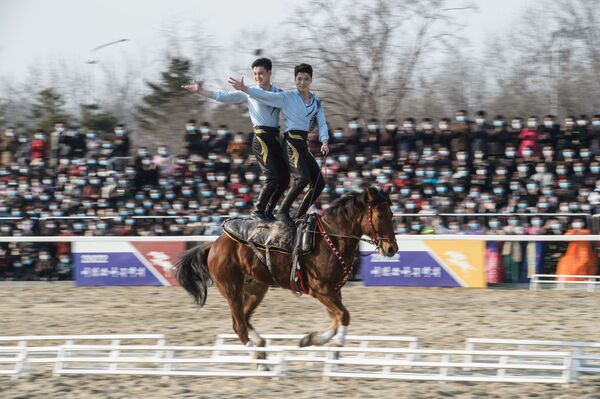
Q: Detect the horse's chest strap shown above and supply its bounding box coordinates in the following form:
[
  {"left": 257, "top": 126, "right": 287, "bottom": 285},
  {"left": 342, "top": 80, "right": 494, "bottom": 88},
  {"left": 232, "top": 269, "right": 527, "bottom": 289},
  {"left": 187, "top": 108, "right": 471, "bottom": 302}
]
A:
[{"left": 315, "top": 214, "right": 352, "bottom": 291}]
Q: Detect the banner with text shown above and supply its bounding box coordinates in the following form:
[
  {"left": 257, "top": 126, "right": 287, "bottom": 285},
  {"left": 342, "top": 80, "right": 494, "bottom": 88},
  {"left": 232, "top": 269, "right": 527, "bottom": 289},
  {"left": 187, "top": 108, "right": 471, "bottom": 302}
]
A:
[
  {"left": 73, "top": 241, "right": 185, "bottom": 286},
  {"left": 360, "top": 238, "right": 486, "bottom": 288}
]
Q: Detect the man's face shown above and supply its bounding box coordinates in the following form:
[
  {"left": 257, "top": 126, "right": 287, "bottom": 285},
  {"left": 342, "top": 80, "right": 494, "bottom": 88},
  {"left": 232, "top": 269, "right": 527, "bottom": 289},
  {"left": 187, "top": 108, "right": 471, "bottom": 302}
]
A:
[
  {"left": 252, "top": 66, "right": 271, "bottom": 86},
  {"left": 295, "top": 72, "right": 312, "bottom": 92}
]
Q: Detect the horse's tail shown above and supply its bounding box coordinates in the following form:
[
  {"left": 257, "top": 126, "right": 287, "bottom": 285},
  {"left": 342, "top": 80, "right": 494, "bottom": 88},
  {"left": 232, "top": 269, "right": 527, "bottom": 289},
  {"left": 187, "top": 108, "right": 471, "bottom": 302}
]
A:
[{"left": 176, "top": 242, "right": 212, "bottom": 307}]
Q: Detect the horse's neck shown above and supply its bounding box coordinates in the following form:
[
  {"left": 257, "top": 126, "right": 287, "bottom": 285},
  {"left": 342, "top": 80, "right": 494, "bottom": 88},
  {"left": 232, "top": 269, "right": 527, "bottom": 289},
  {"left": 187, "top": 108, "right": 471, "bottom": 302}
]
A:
[{"left": 321, "top": 212, "right": 363, "bottom": 252}]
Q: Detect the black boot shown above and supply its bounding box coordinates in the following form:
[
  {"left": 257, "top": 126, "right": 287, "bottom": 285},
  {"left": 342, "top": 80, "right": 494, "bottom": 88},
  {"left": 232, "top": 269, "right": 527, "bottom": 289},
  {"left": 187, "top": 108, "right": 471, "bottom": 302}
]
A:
[
  {"left": 251, "top": 209, "right": 271, "bottom": 222},
  {"left": 264, "top": 211, "right": 276, "bottom": 222},
  {"left": 276, "top": 209, "right": 295, "bottom": 227}
]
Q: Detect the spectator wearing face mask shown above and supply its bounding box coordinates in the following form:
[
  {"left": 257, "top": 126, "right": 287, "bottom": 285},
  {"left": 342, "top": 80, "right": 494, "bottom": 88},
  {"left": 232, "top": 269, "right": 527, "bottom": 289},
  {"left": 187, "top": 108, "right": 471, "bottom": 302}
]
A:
[
  {"left": 531, "top": 163, "right": 554, "bottom": 187},
  {"left": 486, "top": 115, "right": 510, "bottom": 159},
  {"left": 30, "top": 131, "right": 47, "bottom": 160},
  {"left": 450, "top": 110, "right": 470, "bottom": 153},
  {"left": 501, "top": 217, "right": 525, "bottom": 283},
  {"left": 539, "top": 114, "right": 559, "bottom": 148},
  {"left": 517, "top": 116, "right": 540, "bottom": 157},
  {"left": 507, "top": 117, "right": 523, "bottom": 148},
  {"left": 1, "top": 127, "right": 18, "bottom": 165},
  {"left": 153, "top": 145, "right": 175, "bottom": 177},
  {"left": 48, "top": 122, "right": 65, "bottom": 167},
  {"left": 486, "top": 218, "right": 504, "bottom": 284},
  {"left": 556, "top": 219, "right": 598, "bottom": 280},
  {"left": 541, "top": 219, "right": 567, "bottom": 274},
  {"left": 397, "top": 118, "right": 416, "bottom": 156},
  {"left": 523, "top": 217, "right": 545, "bottom": 281},
  {"left": 113, "top": 123, "right": 131, "bottom": 158},
  {"left": 470, "top": 110, "right": 489, "bottom": 154}
]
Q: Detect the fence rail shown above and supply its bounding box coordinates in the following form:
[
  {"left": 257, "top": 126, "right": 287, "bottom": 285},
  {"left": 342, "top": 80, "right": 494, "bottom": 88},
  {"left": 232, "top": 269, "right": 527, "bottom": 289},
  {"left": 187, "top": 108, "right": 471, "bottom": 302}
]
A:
[{"left": 2, "top": 333, "right": 598, "bottom": 384}]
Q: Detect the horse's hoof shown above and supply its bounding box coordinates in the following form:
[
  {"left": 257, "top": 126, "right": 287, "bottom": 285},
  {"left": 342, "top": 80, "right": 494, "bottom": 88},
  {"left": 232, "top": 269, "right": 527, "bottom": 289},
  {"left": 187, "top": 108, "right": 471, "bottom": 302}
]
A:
[{"left": 299, "top": 332, "right": 316, "bottom": 347}]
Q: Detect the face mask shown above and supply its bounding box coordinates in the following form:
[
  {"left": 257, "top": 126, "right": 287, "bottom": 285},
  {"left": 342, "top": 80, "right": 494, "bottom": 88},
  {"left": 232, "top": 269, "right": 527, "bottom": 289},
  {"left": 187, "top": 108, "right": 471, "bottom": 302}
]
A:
[
  {"left": 511, "top": 123, "right": 521, "bottom": 129},
  {"left": 543, "top": 121, "right": 553, "bottom": 128},
  {"left": 576, "top": 120, "right": 587, "bottom": 126},
  {"left": 538, "top": 203, "right": 549, "bottom": 209},
  {"left": 523, "top": 150, "right": 533, "bottom": 157},
  {"left": 508, "top": 220, "right": 519, "bottom": 226},
  {"left": 572, "top": 222, "right": 584, "bottom": 229},
  {"left": 542, "top": 150, "right": 553, "bottom": 158},
  {"left": 402, "top": 123, "right": 413, "bottom": 129},
  {"left": 468, "top": 223, "right": 479, "bottom": 229},
  {"left": 559, "top": 182, "right": 570, "bottom": 189},
  {"left": 453, "top": 186, "right": 464, "bottom": 193},
  {"left": 411, "top": 224, "right": 421, "bottom": 230},
  {"left": 574, "top": 166, "right": 584, "bottom": 173},
  {"left": 527, "top": 121, "right": 537, "bottom": 128},
  {"left": 591, "top": 166, "right": 600, "bottom": 173},
  {"left": 457, "top": 154, "right": 467, "bottom": 161},
  {"left": 563, "top": 151, "right": 573, "bottom": 158},
  {"left": 456, "top": 115, "right": 465, "bottom": 122},
  {"left": 439, "top": 123, "right": 449, "bottom": 130},
  {"left": 531, "top": 219, "right": 542, "bottom": 227},
  {"left": 592, "top": 121, "right": 600, "bottom": 127},
  {"left": 186, "top": 126, "right": 196, "bottom": 132},
  {"left": 580, "top": 151, "right": 590, "bottom": 158},
  {"left": 493, "top": 121, "right": 503, "bottom": 127},
  {"left": 489, "top": 221, "right": 500, "bottom": 228},
  {"left": 475, "top": 118, "right": 485, "bottom": 125},
  {"left": 505, "top": 151, "right": 515, "bottom": 158},
  {"left": 493, "top": 188, "right": 504, "bottom": 195}
]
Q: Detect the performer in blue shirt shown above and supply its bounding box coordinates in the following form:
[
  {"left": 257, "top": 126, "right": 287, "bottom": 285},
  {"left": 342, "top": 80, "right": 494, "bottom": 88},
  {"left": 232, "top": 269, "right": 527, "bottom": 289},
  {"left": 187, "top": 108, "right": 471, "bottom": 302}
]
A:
[
  {"left": 229, "top": 63, "right": 330, "bottom": 226},
  {"left": 182, "top": 58, "right": 289, "bottom": 222}
]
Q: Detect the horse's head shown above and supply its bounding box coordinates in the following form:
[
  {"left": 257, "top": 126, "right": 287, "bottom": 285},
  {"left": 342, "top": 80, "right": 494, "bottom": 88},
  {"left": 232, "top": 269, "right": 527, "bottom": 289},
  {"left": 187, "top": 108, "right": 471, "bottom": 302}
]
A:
[{"left": 361, "top": 186, "right": 398, "bottom": 257}]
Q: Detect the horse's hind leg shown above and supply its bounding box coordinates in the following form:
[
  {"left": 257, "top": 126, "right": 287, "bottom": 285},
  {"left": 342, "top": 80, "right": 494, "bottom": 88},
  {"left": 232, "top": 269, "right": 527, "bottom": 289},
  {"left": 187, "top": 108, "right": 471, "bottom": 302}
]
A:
[
  {"left": 243, "top": 279, "right": 269, "bottom": 368},
  {"left": 299, "top": 291, "right": 349, "bottom": 348},
  {"left": 243, "top": 278, "right": 269, "bottom": 348},
  {"left": 209, "top": 250, "right": 249, "bottom": 346}
]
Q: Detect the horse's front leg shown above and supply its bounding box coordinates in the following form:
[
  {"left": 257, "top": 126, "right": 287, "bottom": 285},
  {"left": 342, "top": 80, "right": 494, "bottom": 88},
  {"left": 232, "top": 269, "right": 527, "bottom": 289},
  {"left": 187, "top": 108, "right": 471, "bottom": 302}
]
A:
[{"left": 299, "top": 291, "right": 349, "bottom": 347}]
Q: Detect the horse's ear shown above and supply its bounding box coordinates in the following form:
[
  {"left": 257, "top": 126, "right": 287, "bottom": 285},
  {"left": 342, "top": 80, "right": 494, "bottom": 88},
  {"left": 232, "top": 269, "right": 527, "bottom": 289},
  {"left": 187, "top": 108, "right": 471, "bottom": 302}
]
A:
[{"left": 366, "top": 186, "right": 377, "bottom": 202}]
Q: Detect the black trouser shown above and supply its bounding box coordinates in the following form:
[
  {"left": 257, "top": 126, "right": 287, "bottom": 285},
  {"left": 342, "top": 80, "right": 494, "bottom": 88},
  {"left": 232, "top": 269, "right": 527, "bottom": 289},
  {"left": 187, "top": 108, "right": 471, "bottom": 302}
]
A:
[
  {"left": 251, "top": 126, "right": 290, "bottom": 213},
  {"left": 280, "top": 130, "right": 325, "bottom": 218}
]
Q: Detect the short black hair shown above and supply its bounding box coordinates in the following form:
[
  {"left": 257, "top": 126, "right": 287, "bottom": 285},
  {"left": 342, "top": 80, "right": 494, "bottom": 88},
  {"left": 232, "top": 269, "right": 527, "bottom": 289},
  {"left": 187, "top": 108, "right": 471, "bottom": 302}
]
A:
[
  {"left": 252, "top": 58, "right": 272, "bottom": 72},
  {"left": 294, "top": 63, "right": 313, "bottom": 78}
]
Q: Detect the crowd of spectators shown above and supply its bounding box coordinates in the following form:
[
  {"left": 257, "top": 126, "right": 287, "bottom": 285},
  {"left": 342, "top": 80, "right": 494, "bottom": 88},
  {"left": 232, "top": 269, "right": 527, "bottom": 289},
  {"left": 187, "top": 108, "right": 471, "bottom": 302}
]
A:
[{"left": 1, "top": 110, "right": 599, "bottom": 281}]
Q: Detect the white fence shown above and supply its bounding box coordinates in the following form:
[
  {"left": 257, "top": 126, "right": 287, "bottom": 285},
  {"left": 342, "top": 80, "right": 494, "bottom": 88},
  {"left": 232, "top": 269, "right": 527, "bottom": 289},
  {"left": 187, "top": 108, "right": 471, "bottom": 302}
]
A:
[
  {"left": 466, "top": 338, "right": 600, "bottom": 377},
  {"left": 530, "top": 274, "right": 600, "bottom": 291},
  {"left": 2, "top": 333, "right": 599, "bottom": 384}
]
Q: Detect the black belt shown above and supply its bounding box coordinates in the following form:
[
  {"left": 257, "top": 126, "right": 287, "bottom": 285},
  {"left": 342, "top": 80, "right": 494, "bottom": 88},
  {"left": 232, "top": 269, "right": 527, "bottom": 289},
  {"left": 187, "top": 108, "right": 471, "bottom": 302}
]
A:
[
  {"left": 254, "top": 126, "right": 279, "bottom": 135},
  {"left": 285, "top": 130, "right": 308, "bottom": 140}
]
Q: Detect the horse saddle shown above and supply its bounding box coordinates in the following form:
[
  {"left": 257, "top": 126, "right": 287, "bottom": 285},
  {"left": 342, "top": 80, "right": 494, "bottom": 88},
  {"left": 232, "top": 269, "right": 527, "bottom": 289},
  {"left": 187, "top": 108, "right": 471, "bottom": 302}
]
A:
[{"left": 222, "top": 216, "right": 316, "bottom": 255}]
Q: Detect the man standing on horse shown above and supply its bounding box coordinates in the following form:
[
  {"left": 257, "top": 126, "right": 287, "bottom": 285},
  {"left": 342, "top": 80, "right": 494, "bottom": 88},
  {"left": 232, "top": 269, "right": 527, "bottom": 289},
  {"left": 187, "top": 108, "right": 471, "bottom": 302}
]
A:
[
  {"left": 229, "top": 63, "right": 330, "bottom": 226},
  {"left": 182, "top": 58, "right": 289, "bottom": 222}
]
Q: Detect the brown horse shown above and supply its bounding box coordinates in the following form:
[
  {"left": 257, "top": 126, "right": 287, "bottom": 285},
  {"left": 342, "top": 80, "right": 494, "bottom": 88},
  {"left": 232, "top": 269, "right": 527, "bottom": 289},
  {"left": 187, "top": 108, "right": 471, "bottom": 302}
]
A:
[{"left": 176, "top": 186, "right": 398, "bottom": 350}]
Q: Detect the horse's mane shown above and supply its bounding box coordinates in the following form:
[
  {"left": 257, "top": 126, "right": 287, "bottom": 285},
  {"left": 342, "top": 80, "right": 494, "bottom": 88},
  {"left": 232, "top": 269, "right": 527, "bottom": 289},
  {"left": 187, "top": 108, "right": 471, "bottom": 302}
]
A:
[
  {"left": 323, "top": 191, "right": 368, "bottom": 221},
  {"left": 323, "top": 188, "right": 389, "bottom": 221}
]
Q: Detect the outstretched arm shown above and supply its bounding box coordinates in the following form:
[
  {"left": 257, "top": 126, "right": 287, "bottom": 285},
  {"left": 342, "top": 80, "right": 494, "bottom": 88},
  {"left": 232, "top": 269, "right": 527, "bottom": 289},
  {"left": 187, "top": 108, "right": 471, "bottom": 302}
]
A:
[
  {"left": 228, "top": 76, "right": 286, "bottom": 108},
  {"left": 316, "top": 102, "right": 330, "bottom": 155},
  {"left": 182, "top": 80, "right": 246, "bottom": 104}
]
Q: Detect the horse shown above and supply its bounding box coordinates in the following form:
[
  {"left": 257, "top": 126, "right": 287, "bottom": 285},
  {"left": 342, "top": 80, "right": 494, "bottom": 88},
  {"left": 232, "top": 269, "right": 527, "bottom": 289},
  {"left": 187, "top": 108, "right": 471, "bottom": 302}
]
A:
[{"left": 176, "top": 186, "right": 398, "bottom": 353}]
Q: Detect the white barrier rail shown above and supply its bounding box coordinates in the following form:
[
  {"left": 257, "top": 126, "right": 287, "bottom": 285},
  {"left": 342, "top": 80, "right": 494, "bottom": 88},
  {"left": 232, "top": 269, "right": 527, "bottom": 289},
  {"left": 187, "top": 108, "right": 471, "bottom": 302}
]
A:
[
  {"left": 54, "top": 344, "right": 284, "bottom": 378},
  {"left": 466, "top": 338, "right": 600, "bottom": 377},
  {"left": 3, "top": 334, "right": 599, "bottom": 384},
  {"left": 530, "top": 274, "right": 600, "bottom": 292},
  {"left": 0, "top": 234, "right": 599, "bottom": 243},
  {"left": 214, "top": 333, "right": 420, "bottom": 363},
  {"left": 0, "top": 334, "right": 166, "bottom": 378}
]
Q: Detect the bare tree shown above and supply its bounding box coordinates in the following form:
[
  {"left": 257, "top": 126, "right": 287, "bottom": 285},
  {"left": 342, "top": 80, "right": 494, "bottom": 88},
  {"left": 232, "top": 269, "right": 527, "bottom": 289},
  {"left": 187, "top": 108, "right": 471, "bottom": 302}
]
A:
[{"left": 278, "top": 0, "right": 474, "bottom": 123}]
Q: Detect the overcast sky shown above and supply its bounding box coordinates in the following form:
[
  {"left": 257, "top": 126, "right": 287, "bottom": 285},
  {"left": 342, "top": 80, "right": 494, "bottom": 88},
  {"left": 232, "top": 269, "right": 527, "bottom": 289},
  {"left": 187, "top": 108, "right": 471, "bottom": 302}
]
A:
[{"left": 0, "top": 0, "right": 534, "bottom": 86}]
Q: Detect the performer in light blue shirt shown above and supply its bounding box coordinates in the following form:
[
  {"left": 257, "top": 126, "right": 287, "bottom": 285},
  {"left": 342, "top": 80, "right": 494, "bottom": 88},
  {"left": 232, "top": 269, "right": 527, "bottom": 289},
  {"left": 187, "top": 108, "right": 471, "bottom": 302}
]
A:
[
  {"left": 183, "top": 58, "right": 289, "bottom": 222},
  {"left": 229, "top": 63, "right": 330, "bottom": 225}
]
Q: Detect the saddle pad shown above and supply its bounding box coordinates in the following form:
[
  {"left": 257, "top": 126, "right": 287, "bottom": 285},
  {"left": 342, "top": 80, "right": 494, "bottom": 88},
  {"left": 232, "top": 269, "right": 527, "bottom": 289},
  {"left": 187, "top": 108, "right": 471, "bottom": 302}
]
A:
[{"left": 222, "top": 217, "right": 315, "bottom": 254}]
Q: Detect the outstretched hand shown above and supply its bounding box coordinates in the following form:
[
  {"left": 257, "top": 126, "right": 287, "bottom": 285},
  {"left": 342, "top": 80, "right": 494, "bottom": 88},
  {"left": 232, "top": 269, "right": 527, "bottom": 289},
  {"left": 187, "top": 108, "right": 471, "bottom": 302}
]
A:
[
  {"left": 181, "top": 79, "right": 201, "bottom": 93},
  {"left": 321, "top": 140, "right": 330, "bottom": 156},
  {"left": 228, "top": 76, "right": 247, "bottom": 92}
]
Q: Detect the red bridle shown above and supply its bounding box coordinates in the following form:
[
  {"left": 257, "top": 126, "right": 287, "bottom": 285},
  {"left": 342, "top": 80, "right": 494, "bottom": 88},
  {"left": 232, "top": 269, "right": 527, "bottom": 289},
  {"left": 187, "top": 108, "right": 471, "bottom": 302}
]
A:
[{"left": 367, "top": 204, "right": 398, "bottom": 248}]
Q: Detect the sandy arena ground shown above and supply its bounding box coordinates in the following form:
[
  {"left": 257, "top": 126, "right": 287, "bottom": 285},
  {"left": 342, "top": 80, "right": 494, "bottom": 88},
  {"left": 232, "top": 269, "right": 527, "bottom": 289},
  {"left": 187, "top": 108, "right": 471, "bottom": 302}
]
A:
[{"left": 1, "top": 284, "right": 599, "bottom": 399}]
